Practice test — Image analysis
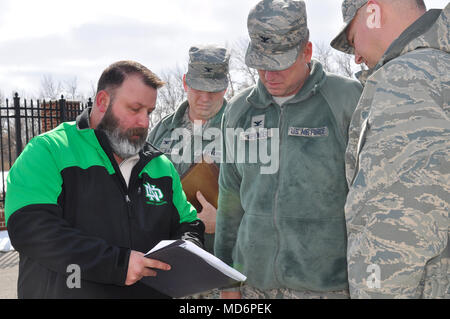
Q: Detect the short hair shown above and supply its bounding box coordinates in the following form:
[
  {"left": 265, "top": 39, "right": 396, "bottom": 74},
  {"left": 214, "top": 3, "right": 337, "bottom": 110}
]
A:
[
  {"left": 297, "top": 29, "right": 310, "bottom": 56},
  {"left": 387, "top": 0, "right": 427, "bottom": 12},
  {"left": 415, "top": 0, "right": 426, "bottom": 11},
  {"left": 96, "top": 60, "right": 165, "bottom": 96}
]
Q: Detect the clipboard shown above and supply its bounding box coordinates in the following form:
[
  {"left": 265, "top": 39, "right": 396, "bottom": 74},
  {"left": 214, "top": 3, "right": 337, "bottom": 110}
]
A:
[{"left": 180, "top": 156, "right": 219, "bottom": 212}]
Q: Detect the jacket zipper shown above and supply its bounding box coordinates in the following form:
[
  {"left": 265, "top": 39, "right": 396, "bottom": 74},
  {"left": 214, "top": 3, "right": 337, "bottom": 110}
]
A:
[
  {"left": 272, "top": 103, "right": 285, "bottom": 286},
  {"left": 125, "top": 194, "right": 132, "bottom": 218},
  {"left": 124, "top": 193, "right": 134, "bottom": 245},
  {"left": 123, "top": 158, "right": 146, "bottom": 248},
  {"left": 106, "top": 172, "right": 133, "bottom": 249},
  {"left": 114, "top": 161, "right": 141, "bottom": 249}
]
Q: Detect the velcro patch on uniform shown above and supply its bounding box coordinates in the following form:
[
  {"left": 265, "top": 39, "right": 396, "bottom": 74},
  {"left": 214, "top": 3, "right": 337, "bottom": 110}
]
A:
[
  {"left": 288, "top": 127, "right": 329, "bottom": 137},
  {"left": 204, "top": 149, "right": 222, "bottom": 158},
  {"left": 251, "top": 115, "right": 265, "bottom": 128},
  {"left": 240, "top": 128, "right": 273, "bottom": 141},
  {"left": 160, "top": 138, "right": 173, "bottom": 153}
]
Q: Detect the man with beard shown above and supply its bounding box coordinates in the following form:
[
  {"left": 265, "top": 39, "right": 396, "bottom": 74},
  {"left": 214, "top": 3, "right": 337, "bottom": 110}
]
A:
[{"left": 5, "top": 61, "right": 205, "bottom": 299}]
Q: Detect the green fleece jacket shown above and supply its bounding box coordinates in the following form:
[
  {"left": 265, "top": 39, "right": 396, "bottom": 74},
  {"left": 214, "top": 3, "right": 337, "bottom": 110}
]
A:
[{"left": 215, "top": 60, "right": 363, "bottom": 292}]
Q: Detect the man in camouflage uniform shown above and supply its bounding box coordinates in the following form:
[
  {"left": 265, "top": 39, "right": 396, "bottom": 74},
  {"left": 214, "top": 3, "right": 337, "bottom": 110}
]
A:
[
  {"left": 148, "top": 45, "right": 230, "bottom": 257},
  {"left": 215, "top": 0, "right": 363, "bottom": 299},
  {"left": 331, "top": 0, "right": 449, "bottom": 298}
]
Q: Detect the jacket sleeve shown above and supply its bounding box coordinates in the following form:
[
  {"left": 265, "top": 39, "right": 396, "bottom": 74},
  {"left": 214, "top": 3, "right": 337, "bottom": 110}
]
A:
[
  {"left": 321, "top": 75, "right": 363, "bottom": 144},
  {"left": 5, "top": 136, "right": 130, "bottom": 286},
  {"left": 346, "top": 56, "right": 450, "bottom": 298},
  {"left": 214, "top": 112, "right": 246, "bottom": 268}
]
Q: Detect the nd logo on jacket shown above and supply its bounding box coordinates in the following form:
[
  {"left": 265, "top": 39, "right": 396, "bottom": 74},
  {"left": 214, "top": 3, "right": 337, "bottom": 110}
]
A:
[{"left": 144, "top": 183, "right": 167, "bottom": 206}]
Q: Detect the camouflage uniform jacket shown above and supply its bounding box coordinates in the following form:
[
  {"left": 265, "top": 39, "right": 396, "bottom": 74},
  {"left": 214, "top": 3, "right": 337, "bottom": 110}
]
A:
[
  {"left": 148, "top": 99, "right": 227, "bottom": 253},
  {"left": 216, "top": 60, "right": 362, "bottom": 292},
  {"left": 345, "top": 5, "right": 450, "bottom": 298}
]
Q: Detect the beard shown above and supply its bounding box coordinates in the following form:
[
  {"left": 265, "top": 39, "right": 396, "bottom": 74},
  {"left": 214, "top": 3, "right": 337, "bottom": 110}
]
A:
[{"left": 97, "top": 103, "right": 148, "bottom": 160}]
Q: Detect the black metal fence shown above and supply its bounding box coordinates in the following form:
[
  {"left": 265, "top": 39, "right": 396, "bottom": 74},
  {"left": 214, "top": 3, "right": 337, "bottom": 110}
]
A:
[{"left": 0, "top": 93, "right": 92, "bottom": 206}]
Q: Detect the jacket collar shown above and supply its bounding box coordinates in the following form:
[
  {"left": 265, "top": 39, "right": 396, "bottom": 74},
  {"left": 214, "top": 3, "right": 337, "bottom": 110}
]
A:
[
  {"left": 168, "top": 100, "right": 190, "bottom": 130},
  {"left": 374, "top": 8, "right": 443, "bottom": 71},
  {"left": 164, "top": 99, "right": 227, "bottom": 130},
  {"left": 246, "top": 59, "right": 327, "bottom": 109},
  {"left": 76, "top": 107, "right": 92, "bottom": 130}
]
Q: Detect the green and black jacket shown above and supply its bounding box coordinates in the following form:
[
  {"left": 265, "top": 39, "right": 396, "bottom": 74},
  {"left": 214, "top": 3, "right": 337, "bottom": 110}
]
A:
[{"left": 5, "top": 108, "right": 204, "bottom": 299}]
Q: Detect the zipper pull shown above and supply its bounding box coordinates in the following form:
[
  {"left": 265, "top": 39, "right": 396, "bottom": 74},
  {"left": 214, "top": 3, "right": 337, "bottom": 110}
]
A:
[{"left": 125, "top": 195, "right": 132, "bottom": 219}]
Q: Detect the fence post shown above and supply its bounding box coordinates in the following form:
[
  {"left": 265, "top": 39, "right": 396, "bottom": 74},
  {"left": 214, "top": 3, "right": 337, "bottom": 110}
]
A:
[
  {"left": 14, "top": 92, "right": 23, "bottom": 158},
  {"left": 59, "top": 95, "right": 67, "bottom": 123}
]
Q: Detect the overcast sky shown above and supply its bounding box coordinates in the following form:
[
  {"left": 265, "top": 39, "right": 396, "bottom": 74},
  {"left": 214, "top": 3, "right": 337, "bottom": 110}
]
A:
[{"left": 0, "top": 0, "right": 447, "bottom": 99}]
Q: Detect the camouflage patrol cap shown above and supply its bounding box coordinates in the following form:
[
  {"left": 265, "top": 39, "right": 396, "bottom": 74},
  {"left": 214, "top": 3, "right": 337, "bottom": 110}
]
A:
[
  {"left": 245, "top": 0, "right": 310, "bottom": 71},
  {"left": 330, "top": 0, "right": 368, "bottom": 54},
  {"left": 185, "top": 45, "right": 230, "bottom": 93}
]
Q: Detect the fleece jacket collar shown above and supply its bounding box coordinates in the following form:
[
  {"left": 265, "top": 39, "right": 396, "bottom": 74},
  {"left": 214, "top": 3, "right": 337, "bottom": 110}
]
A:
[
  {"left": 246, "top": 59, "right": 327, "bottom": 109},
  {"left": 162, "top": 99, "right": 227, "bottom": 132}
]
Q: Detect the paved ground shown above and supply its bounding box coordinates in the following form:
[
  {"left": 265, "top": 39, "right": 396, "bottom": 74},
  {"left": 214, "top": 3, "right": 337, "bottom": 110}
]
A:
[{"left": 0, "top": 251, "right": 18, "bottom": 299}]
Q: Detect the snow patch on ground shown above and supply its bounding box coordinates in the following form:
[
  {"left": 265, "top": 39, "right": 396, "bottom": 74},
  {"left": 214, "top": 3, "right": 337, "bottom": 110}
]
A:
[{"left": 0, "top": 231, "right": 14, "bottom": 252}]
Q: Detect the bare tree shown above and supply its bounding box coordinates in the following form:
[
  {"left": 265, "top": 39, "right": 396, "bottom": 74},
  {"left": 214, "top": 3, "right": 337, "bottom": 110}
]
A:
[
  {"left": 65, "top": 76, "right": 78, "bottom": 100},
  {"left": 334, "top": 52, "right": 355, "bottom": 78},
  {"left": 227, "top": 38, "right": 259, "bottom": 98},
  {"left": 150, "top": 64, "right": 187, "bottom": 129},
  {"left": 313, "top": 42, "right": 336, "bottom": 73},
  {"left": 313, "top": 41, "right": 368, "bottom": 80},
  {"left": 0, "top": 90, "right": 4, "bottom": 107},
  {"left": 89, "top": 81, "right": 97, "bottom": 101},
  {"left": 40, "top": 74, "right": 63, "bottom": 100}
]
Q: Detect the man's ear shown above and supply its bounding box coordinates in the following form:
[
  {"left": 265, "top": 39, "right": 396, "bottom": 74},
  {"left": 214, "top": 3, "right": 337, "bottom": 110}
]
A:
[
  {"left": 182, "top": 74, "right": 188, "bottom": 92},
  {"left": 95, "top": 90, "right": 110, "bottom": 114},
  {"left": 366, "top": 0, "right": 382, "bottom": 29},
  {"left": 303, "top": 42, "right": 313, "bottom": 63}
]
